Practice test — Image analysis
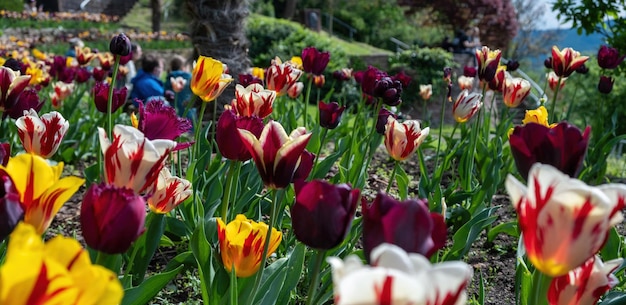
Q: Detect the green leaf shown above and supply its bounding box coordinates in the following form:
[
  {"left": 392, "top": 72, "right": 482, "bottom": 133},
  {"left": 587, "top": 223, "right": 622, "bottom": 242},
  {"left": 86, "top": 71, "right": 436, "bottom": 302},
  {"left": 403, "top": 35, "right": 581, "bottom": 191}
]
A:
[
  {"left": 396, "top": 165, "right": 409, "bottom": 201},
  {"left": 600, "top": 227, "right": 622, "bottom": 261},
  {"left": 442, "top": 207, "right": 498, "bottom": 261},
  {"left": 313, "top": 138, "right": 349, "bottom": 179},
  {"left": 190, "top": 220, "right": 214, "bottom": 304},
  {"left": 130, "top": 213, "right": 166, "bottom": 286},
  {"left": 276, "top": 243, "right": 306, "bottom": 305},
  {"left": 84, "top": 163, "right": 100, "bottom": 185},
  {"left": 486, "top": 220, "right": 519, "bottom": 243},
  {"left": 121, "top": 265, "right": 184, "bottom": 305},
  {"left": 599, "top": 292, "right": 626, "bottom": 305},
  {"left": 255, "top": 258, "right": 289, "bottom": 305},
  {"left": 515, "top": 258, "right": 532, "bottom": 305}
]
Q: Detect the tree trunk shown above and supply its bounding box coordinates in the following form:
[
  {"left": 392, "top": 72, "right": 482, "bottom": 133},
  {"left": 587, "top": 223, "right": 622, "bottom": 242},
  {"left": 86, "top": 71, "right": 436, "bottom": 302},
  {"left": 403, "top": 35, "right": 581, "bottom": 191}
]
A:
[{"left": 151, "top": 0, "right": 161, "bottom": 34}]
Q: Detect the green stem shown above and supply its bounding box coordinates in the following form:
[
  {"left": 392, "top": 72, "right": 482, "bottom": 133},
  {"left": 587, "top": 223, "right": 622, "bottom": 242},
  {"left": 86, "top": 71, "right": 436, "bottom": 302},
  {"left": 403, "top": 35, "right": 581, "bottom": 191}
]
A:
[
  {"left": 94, "top": 251, "right": 120, "bottom": 274},
  {"left": 386, "top": 160, "right": 399, "bottom": 194},
  {"left": 311, "top": 128, "right": 328, "bottom": 179},
  {"left": 305, "top": 250, "right": 326, "bottom": 305},
  {"left": 433, "top": 92, "right": 447, "bottom": 175},
  {"left": 531, "top": 270, "right": 552, "bottom": 305},
  {"left": 464, "top": 91, "right": 485, "bottom": 193},
  {"left": 230, "top": 263, "right": 239, "bottom": 305},
  {"left": 107, "top": 55, "right": 121, "bottom": 139},
  {"left": 303, "top": 76, "right": 313, "bottom": 129},
  {"left": 221, "top": 160, "right": 240, "bottom": 222},
  {"left": 316, "top": 88, "right": 321, "bottom": 125},
  {"left": 193, "top": 102, "right": 208, "bottom": 160},
  {"left": 549, "top": 75, "right": 563, "bottom": 123}
]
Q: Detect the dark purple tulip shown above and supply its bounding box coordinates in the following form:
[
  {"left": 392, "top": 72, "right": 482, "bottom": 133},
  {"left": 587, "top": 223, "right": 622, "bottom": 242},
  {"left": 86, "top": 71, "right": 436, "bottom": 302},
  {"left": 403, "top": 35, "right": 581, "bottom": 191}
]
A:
[
  {"left": 597, "top": 45, "right": 625, "bottom": 69},
  {"left": 292, "top": 150, "right": 314, "bottom": 181},
  {"left": 598, "top": 76, "right": 615, "bottom": 94},
  {"left": 0, "top": 174, "right": 22, "bottom": 241},
  {"left": 301, "top": 46, "right": 330, "bottom": 76},
  {"left": 93, "top": 67, "right": 107, "bottom": 82},
  {"left": 443, "top": 67, "right": 452, "bottom": 80},
  {"left": 4, "top": 89, "right": 43, "bottom": 120},
  {"left": 576, "top": 64, "right": 589, "bottom": 74},
  {"left": 92, "top": 82, "right": 127, "bottom": 113},
  {"left": 544, "top": 57, "right": 553, "bottom": 69},
  {"left": 376, "top": 107, "right": 397, "bottom": 135},
  {"left": 355, "top": 66, "right": 386, "bottom": 96},
  {"left": 238, "top": 74, "right": 263, "bottom": 87},
  {"left": 506, "top": 59, "right": 520, "bottom": 72},
  {"left": 509, "top": 122, "right": 590, "bottom": 181},
  {"left": 81, "top": 183, "right": 146, "bottom": 254},
  {"left": 319, "top": 101, "right": 345, "bottom": 129},
  {"left": 362, "top": 192, "right": 447, "bottom": 261},
  {"left": 119, "top": 53, "right": 132, "bottom": 66},
  {"left": 49, "top": 55, "right": 66, "bottom": 79},
  {"left": 75, "top": 67, "right": 91, "bottom": 83},
  {"left": 391, "top": 70, "right": 412, "bottom": 89},
  {"left": 109, "top": 33, "right": 132, "bottom": 57},
  {"left": 0, "top": 143, "right": 9, "bottom": 166},
  {"left": 136, "top": 100, "right": 193, "bottom": 150},
  {"left": 216, "top": 109, "right": 264, "bottom": 161},
  {"left": 58, "top": 67, "right": 76, "bottom": 84},
  {"left": 332, "top": 69, "right": 352, "bottom": 81},
  {"left": 292, "top": 179, "right": 360, "bottom": 249},
  {"left": 3, "top": 58, "right": 24, "bottom": 72},
  {"left": 463, "top": 66, "right": 477, "bottom": 77},
  {"left": 373, "top": 77, "right": 402, "bottom": 106}
]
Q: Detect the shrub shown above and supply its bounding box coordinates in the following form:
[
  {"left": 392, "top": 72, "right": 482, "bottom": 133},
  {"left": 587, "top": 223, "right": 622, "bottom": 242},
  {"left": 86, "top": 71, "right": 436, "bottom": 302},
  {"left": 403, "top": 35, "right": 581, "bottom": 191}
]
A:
[{"left": 0, "top": 0, "right": 24, "bottom": 12}]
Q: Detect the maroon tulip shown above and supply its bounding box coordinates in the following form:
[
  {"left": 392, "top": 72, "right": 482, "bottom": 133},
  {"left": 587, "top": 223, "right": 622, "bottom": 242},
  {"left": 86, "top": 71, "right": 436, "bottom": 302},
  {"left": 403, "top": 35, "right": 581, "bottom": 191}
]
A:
[
  {"left": 92, "top": 81, "right": 127, "bottom": 113},
  {"left": 81, "top": 183, "right": 146, "bottom": 254},
  {"left": 376, "top": 107, "right": 397, "bottom": 135},
  {"left": 4, "top": 89, "right": 43, "bottom": 120},
  {"left": 136, "top": 100, "right": 193, "bottom": 150},
  {"left": 598, "top": 75, "right": 615, "bottom": 94},
  {"left": 74, "top": 67, "right": 91, "bottom": 83},
  {"left": 509, "top": 122, "right": 590, "bottom": 181},
  {"left": 301, "top": 46, "right": 330, "bottom": 76},
  {"left": 92, "top": 67, "right": 107, "bottom": 82},
  {"left": 119, "top": 52, "right": 132, "bottom": 66},
  {"left": 216, "top": 109, "right": 264, "bottom": 161},
  {"left": 292, "top": 150, "right": 314, "bottom": 182},
  {"left": 238, "top": 73, "right": 263, "bottom": 87},
  {"left": 319, "top": 101, "right": 345, "bottom": 129},
  {"left": 109, "top": 33, "right": 132, "bottom": 57},
  {"left": 373, "top": 76, "right": 402, "bottom": 106},
  {"left": 544, "top": 57, "right": 553, "bottom": 69},
  {"left": 292, "top": 179, "right": 360, "bottom": 249},
  {"left": 576, "top": 64, "right": 589, "bottom": 74},
  {"left": 362, "top": 192, "right": 447, "bottom": 262},
  {"left": 58, "top": 67, "right": 76, "bottom": 84},
  {"left": 49, "top": 55, "right": 66, "bottom": 79},
  {"left": 597, "top": 45, "right": 625, "bottom": 69},
  {"left": 0, "top": 174, "right": 22, "bottom": 241},
  {"left": 463, "top": 66, "right": 477, "bottom": 77},
  {"left": 391, "top": 70, "right": 412, "bottom": 89},
  {"left": 354, "top": 66, "right": 386, "bottom": 96},
  {"left": 0, "top": 143, "right": 9, "bottom": 166},
  {"left": 3, "top": 58, "right": 24, "bottom": 73}
]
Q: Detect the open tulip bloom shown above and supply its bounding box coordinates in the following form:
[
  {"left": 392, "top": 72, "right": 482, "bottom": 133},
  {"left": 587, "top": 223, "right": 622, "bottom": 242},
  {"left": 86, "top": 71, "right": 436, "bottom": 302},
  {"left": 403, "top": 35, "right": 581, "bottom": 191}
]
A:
[
  {"left": 232, "top": 83, "right": 276, "bottom": 118},
  {"left": 551, "top": 46, "right": 589, "bottom": 77},
  {"left": 190, "top": 55, "right": 233, "bottom": 102},
  {"left": 0, "top": 66, "right": 31, "bottom": 112},
  {"left": 453, "top": 89, "right": 483, "bottom": 123},
  {"left": 265, "top": 57, "right": 303, "bottom": 96},
  {"left": 506, "top": 163, "right": 626, "bottom": 277},
  {"left": 16, "top": 109, "right": 69, "bottom": 159},
  {"left": 147, "top": 167, "right": 192, "bottom": 214},
  {"left": 327, "top": 243, "right": 473, "bottom": 305},
  {"left": 384, "top": 116, "right": 429, "bottom": 162}
]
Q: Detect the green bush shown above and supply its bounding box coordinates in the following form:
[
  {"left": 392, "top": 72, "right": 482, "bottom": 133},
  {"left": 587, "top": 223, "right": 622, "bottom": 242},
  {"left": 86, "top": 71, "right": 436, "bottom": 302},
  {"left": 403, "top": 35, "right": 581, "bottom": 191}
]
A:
[{"left": 0, "top": 0, "right": 24, "bottom": 12}]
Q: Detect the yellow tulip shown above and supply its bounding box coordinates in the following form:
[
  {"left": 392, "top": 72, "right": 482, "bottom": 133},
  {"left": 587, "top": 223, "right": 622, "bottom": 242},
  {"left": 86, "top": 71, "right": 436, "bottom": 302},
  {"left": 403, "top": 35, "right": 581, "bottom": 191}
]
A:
[
  {"left": 190, "top": 56, "right": 233, "bottom": 102},
  {"left": 522, "top": 106, "right": 556, "bottom": 127},
  {"left": 217, "top": 214, "right": 282, "bottom": 277}
]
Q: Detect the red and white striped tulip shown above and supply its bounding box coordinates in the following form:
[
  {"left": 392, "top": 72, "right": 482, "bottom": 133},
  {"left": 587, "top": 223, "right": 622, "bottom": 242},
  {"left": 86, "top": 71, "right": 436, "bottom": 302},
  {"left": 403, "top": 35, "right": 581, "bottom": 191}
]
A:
[
  {"left": 265, "top": 57, "right": 303, "bottom": 96},
  {"left": 452, "top": 89, "right": 483, "bottom": 123},
  {"left": 506, "top": 163, "right": 626, "bottom": 277},
  {"left": 547, "top": 71, "right": 566, "bottom": 92},
  {"left": 502, "top": 77, "right": 531, "bottom": 108},
  {"left": 147, "top": 168, "right": 192, "bottom": 214},
  {"left": 551, "top": 46, "right": 589, "bottom": 77},
  {"left": 384, "top": 117, "right": 429, "bottom": 161},
  {"left": 0, "top": 66, "right": 31, "bottom": 112},
  {"left": 169, "top": 76, "right": 187, "bottom": 93},
  {"left": 232, "top": 83, "right": 276, "bottom": 118},
  {"left": 16, "top": 109, "right": 69, "bottom": 159},
  {"left": 457, "top": 75, "right": 474, "bottom": 91}
]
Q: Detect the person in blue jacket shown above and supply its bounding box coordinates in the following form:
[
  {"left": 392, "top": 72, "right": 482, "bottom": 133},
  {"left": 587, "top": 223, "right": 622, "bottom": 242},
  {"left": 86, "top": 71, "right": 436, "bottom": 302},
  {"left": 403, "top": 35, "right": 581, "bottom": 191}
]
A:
[
  {"left": 164, "top": 55, "right": 193, "bottom": 118},
  {"left": 130, "top": 54, "right": 165, "bottom": 105}
]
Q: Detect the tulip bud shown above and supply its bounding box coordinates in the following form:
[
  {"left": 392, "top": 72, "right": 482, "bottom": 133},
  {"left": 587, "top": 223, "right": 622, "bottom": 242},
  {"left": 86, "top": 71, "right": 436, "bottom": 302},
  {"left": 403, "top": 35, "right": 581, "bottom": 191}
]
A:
[
  {"left": 463, "top": 66, "right": 477, "bottom": 77},
  {"left": 92, "top": 82, "right": 127, "bottom": 113},
  {"left": 506, "top": 59, "right": 520, "bottom": 72},
  {"left": 419, "top": 84, "right": 432, "bottom": 101},
  {"left": 575, "top": 64, "right": 589, "bottom": 74},
  {"left": 598, "top": 75, "right": 614, "bottom": 94},
  {"left": 216, "top": 109, "right": 264, "bottom": 161},
  {"left": 374, "top": 77, "right": 402, "bottom": 106},
  {"left": 332, "top": 68, "right": 352, "bottom": 81},
  {"left": 597, "top": 45, "right": 625, "bottom": 69},
  {"left": 318, "top": 101, "right": 345, "bottom": 129},
  {"left": 5, "top": 89, "right": 43, "bottom": 120},
  {"left": 81, "top": 183, "right": 146, "bottom": 254},
  {"left": 301, "top": 47, "right": 330, "bottom": 76},
  {"left": 0, "top": 175, "right": 23, "bottom": 241},
  {"left": 376, "top": 107, "right": 397, "bottom": 135},
  {"left": 453, "top": 90, "right": 483, "bottom": 123},
  {"left": 544, "top": 57, "right": 553, "bottom": 69},
  {"left": 313, "top": 74, "right": 325, "bottom": 88},
  {"left": 109, "top": 33, "right": 132, "bottom": 56}
]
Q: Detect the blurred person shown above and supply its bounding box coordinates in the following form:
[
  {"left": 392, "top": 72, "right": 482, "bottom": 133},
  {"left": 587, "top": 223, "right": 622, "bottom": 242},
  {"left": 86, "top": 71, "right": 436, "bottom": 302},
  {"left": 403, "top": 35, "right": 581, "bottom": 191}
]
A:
[
  {"left": 125, "top": 43, "right": 142, "bottom": 91},
  {"left": 65, "top": 38, "right": 84, "bottom": 58},
  {"left": 164, "top": 55, "right": 196, "bottom": 122},
  {"left": 129, "top": 53, "right": 164, "bottom": 104}
]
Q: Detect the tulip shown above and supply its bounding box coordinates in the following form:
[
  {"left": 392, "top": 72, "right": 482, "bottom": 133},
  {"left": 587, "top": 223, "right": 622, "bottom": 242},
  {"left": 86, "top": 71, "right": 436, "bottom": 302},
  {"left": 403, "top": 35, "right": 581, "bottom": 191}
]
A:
[
  {"left": 57, "top": 67, "right": 76, "bottom": 84},
  {"left": 457, "top": 75, "right": 474, "bottom": 91},
  {"left": 238, "top": 73, "right": 263, "bottom": 87},
  {"left": 318, "top": 101, "right": 345, "bottom": 129},
  {"left": 376, "top": 107, "right": 397, "bottom": 135},
  {"left": 53, "top": 81, "right": 75, "bottom": 101},
  {"left": 238, "top": 121, "right": 312, "bottom": 189},
  {"left": 92, "top": 81, "right": 127, "bottom": 113},
  {"left": 597, "top": 45, "right": 625, "bottom": 69},
  {"left": 544, "top": 57, "right": 553, "bottom": 69},
  {"left": 15, "top": 109, "right": 69, "bottom": 159},
  {"left": 292, "top": 179, "right": 360, "bottom": 249},
  {"left": 551, "top": 46, "right": 589, "bottom": 77},
  {"left": 392, "top": 70, "right": 412, "bottom": 89},
  {"left": 251, "top": 67, "right": 265, "bottom": 80},
  {"left": 301, "top": 46, "right": 330, "bottom": 76},
  {"left": 286, "top": 81, "right": 304, "bottom": 98},
  {"left": 373, "top": 76, "right": 402, "bottom": 106},
  {"left": 190, "top": 55, "right": 233, "bottom": 102},
  {"left": 99, "top": 124, "right": 177, "bottom": 194},
  {"left": 109, "top": 33, "right": 131, "bottom": 56},
  {"left": 81, "top": 183, "right": 146, "bottom": 254},
  {"left": 452, "top": 89, "right": 483, "bottom": 123},
  {"left": 502, "top": 77, "right": 531, "bottom": 108},
  {"left": 216, "top": 109, "right": 264, "bottom": 161},
  {"left": 2, "top": 58, "right": 24, "bottom": 72},
  {"left": 475, "top": 46, "right": 502, "bottom": 81},
  {"left": 293, "top": 150, "right": 314, "bottom": 182},
  {"left": 134, "top": 100, "right": 192, "bottom": 150},
  {"left": 463, "top": 66, "right": 477, "bottom": 77},
  {"left": 521, "top": 106, "right": 556, "bottom": 128},
  {"left": 232, "top": 83, "right": 276, "bottom": 118},
  {"left": 0, "top": 153, "right": 83, "bottom": 234},
  {"left": 0, "top": 175, "right": 22, "bottom": 241},
  {"left": 332, "top": 68, "right": 352, "bottom": 81},
  {"left": 0, "top": 222, "right": 123, "bottom": 304},
  {"left": 93, "top": 67, "right": 107, "bottom": 82},
  {"left": 505, "top": 163, "right": 626, "bottom": 277},
  {"left": 288, "top": 56, "right": 303, "bottom": 70},
  {"left": 74, "top": 67, "right": 91, "bottom": 83},
  {"left": 362, "top": 192, "right": 447, "bottom": 261},
  {"left": 509, "top": 122, "right": 589, "bottom": 181},
  {"left": 355, "top": 66, "right": 386, "bottom": 96},
  {"left": 313, "top": 74, "right": 325, "bottom": 88},
  {"left": 576, "top": 64, "right": 589, "bottom": 74},
  {"left": 0, "top": 143, "right": 9, "bottom": 166},
  {"left": 327, "top": 243, "right": 473, "bottom": 305},
  {"left": 265, "top": 57, "right": 303, "bottom": 96},
  {"left": 217, "top": 214, "right": 282, "bottom": 277},
  {"left": 3, "top": 89, "right": 43, "bottom": 120},
  {"left": 488, "top": 66, "right": 507, "bottom": 92},
  {"left": 147, "top": 168, "right": 192, "bottom": 214},
  {"left": 419, "top": 84, "right": 432, "bottom": 100},
  {"left": 0, "top": 66, "right": 31, "bottom": 112},
  {"left": 384, "top": 116, "right": 429, "bottom": 161},
  {"left": 75, "top": 46, "right": 96, "bottom": 66},
  {"left": 547, "top": 71, "right": 566, "bottom": 91},
  {"left": 548, "top": 256, "right": 622, "bottom": 305},
  {"left": 506, "top": 59, "right": 520, "bottom": 72},
  {"left": 169, "top": 76, "right": 187, "bottom": 93},
  {"left": 598, "top": 75, "right": 614, "bottom": 94}
]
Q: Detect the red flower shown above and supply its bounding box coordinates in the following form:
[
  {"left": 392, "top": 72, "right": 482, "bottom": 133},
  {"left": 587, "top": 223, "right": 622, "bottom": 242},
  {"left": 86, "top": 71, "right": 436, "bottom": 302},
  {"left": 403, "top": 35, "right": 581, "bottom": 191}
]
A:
[
  {"left": 597, "top": 45, "right": 625, "bottom": 69},
  {"left": 265, "top": 57, "right": 302, "bottom": 96},
  {"left": 3, "top": 89, "right": 43, "bottom": 120},
  {"left": 318, "top": 101, "right": 345, "bottom": 129},
  {"left": 475, "top": 46, "right": 501, "bottom": 81},
  {"left": 0, "top": 66, "right": 31, "bottom": 112},
  {"left": 147, "top": 168, "right": 192, "bottom": 214},
  {"left": 92, "top": 81, "right": 127, "bottom": 113},
  {"left": 301, "top": 46, "right": 330, "bottom": 76},
  {"left": 354, "top": 66, "right": 386, "bottom": 96},
  {"left": 598, "top": 75, "right": 614, "bottom": 94},
  {"left": 0, "top": 143, "right": 9, "bottom": 166},
  {"left": 231, "top": 83, "right": 275, "bottom": 119},
  {"left": 134, "top": 100, "right": 192, "bottom": 151},
  {"left": 551, "top": 46, "right": 589, "bottom": 77},
  {"left": 0, "top": 174, "right": 22, "bottom": 241},
  {"left": 16, "top": 110, "right": 69, "bottom": 159},
  {"left": 216, "top": 109, "right": 264, "bottom": 161},
  {"left": 384, "top": 116, "right": 429, "bottom": 161}
]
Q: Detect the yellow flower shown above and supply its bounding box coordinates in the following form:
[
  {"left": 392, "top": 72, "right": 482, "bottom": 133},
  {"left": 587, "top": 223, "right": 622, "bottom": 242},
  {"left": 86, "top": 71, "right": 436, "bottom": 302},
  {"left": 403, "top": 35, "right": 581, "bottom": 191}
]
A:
[
  {"left": 0, "top": 222, "right": 123, "bottom": 305},
  {"left": 190, "top": 56, "right": 233, "bottom": 102},
  {"left": 289, "top": 56, "right": 303, "bottom": 70},
  {"left": 217, "top": 214, "right": 282, "bottom": 277},
  {"left": 522, "top": 106, "right": 557, "bottom": 127},
  {"left": 0, "top": 154, "right": 84, "bottom": 234}
]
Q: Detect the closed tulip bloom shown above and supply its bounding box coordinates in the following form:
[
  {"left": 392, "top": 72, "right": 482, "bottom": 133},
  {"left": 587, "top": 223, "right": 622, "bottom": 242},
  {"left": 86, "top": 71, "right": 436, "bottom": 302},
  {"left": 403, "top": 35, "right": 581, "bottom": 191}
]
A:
[
  {"left": 598, "top": 75, "right": 614, "bottom": 94},
  {"left": 0, "top": 154, "right": 83, "bottom": 234},
  {"left": 376, "top": 107, "right": 397, "bottom": 135},
  {"left": 0, "top": 66, "right": 31, "bottom": 112},
  {"left": 286, "top": 81, "right": 304, "bottom": 98},
  {"left": 457, "top": 75, "right": 474, "bottom": 91},
  {"left": 551, "top": 46, "right": 589, "bottom": 77},
  {"left": 92, "top": 81, "right": 128, "bottom": 113},
  {"left": 318, "top": 101, "right": 345, "bottom": 129},
  {"left": 463, "top": 66, "right": 477, "bottom": 77},
  {"left": 597, "top": 45, "right": 625, "bottom": 69},
  {"left": 81, "top": 183, "right": 146, "bottom": 254},
  {"left": 475, "top": 46, "right": 502, "bottom": 81},
  {"left": 362, "top": 192, "right": 447, "bottom": 261},
  {"left": 169, "top": 76, "right": 187, "bottom": 93},
  {"left": 216, "top": 109, "right": 264, "bottom": 161},
  {"left": 301, "top": 46, "right": 330, "bottom": 76},
  {"left": 452, "top": 89, "right": 483, "bottom": 123},
  {"left": 134, "top": 100, "right": 192, "bottom": 150},
  {"left": 147, "top": 168, "right": 192, "bottom": 214},
  {"left": 238, "top": 73, "right": 263, "bottom": 87},
  {"left": 0, "top": 222, "right": 123, "bottom": 305},
  {"left": 547, "top": 71, "right": 567, "bottom": 92},
  {"left": 292, "top": 180, "right": 360, "bottom": 249},
  {"left": 373, "top": 76, "right": 402, "bottom": 106},
  {"left": 488, "top": 66, "right": 507, "bottom": 92},
  {"left": 191, "top": 56, "right": 233, "bottom": 102},
  {"left": 502, "top": 77, "right": 531, "bottom": 108},
  {"left": 548, "top": 256, "right": 622, "bottom": 305},
  {"left": 384, "top": 117, "right": 429, "bottom": 161},
  {"left": 0, "top": 175, "right": 22, "bottom": 241},
  {"left": 93, "top": 67, "right": 107, "bottom": 82},
  {"left": 232, "top": 83, "right": 276, "bottom": 118},
  {"left": 509, "top": 122, "right": 589, "bottom": 181},
  {"left": 5, "top": 89, "right": 43, "bottom": 120},
  {"left": 332, "top": 68, "right": 352, "bottom": 81},
  {"left": 16, "top": 109, "right": 69, "bottom": 159},
  {"left": 505, "top": 163, "right": 626, "bottom": 277},
  {"left": 327, "top": 243, "right": 473, "bottom": 305},
  {"left": 99, "top": 125, "right": 177, "bottom": 194},
  {"left": 217, "top": 214, "right": 282, "bottom": 277},
  {"left": 313, "top": 74, "right": 325, "bottom": 88},
  {"left": 238, "top": 121, "right": 312, "bottom": 189},
  {"left": 109, "top": 33, "right": 131, "bottom": 56},
  {"left": 419, "top": 84, "right": 432, "bottom": 100},
  {"left": 506, "top": 59, "right": 520, "bottom": 72},
  {"left": 266, "top": 57, "right": 303, "bottom": 96}
]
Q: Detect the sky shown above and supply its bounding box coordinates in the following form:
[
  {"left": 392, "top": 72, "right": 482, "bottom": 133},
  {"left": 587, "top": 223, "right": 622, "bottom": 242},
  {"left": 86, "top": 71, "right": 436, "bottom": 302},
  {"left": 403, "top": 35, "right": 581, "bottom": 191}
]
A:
[{"left": 537, "top": 0, "right": 572, "bottom": 30}]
